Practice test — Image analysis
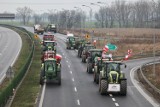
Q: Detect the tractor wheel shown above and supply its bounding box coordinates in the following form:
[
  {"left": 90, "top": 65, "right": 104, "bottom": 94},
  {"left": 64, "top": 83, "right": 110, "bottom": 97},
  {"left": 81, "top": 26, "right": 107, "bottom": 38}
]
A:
[
  {"left": 120, "top": 80, "right": 127, "bottom": 96},
  {"left": 84, "top": 57, "right": 86, "bottom": 63},
  {"left": 88, "top": 64, "right": 92, "bottom": 73},
  {"left": 93, "top": 72, "right": 96, "bottom": 82},
  {"left": 40, "top": 70, "right": 45, "bottom": 85},
  {"left": 57, "top": 72, "right": 61, "bottom": 85},
  {"left": 95, "top": 74, "right": 99, "bottom": 84},
  {"left": 99, "top": 79, "right": 108, "bottom": 95}
]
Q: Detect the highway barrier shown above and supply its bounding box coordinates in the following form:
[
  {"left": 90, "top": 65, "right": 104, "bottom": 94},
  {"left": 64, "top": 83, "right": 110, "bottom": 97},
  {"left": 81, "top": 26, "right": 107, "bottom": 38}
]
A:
[
  {"left": 138, "top": 60, "right": 160, "bottom": 103},
  {"left": 0, "top": 24, "right": 34, "bottom": 107}
]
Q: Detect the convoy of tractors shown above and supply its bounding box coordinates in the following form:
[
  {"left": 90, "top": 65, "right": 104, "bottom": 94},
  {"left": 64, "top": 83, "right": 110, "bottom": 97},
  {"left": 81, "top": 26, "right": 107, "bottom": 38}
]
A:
[
  {"left": 65, "top": 33, "right": 127, "bottom": 96},
  {"left": 37, "top": 28, "right": 127, "bottom": 96},
  {"left": 39, "top": 31, "right": 62, "bottom": 85}
]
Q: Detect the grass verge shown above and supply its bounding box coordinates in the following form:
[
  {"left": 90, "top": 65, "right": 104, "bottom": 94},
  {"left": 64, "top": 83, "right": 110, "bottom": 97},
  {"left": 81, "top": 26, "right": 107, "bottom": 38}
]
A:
[{"left": 11, "top": 33, "right": 41, "bottom": 107}]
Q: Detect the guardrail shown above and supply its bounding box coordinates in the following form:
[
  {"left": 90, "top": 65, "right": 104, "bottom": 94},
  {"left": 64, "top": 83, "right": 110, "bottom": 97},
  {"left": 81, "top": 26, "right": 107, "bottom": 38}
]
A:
[
  {"left": 0, "top": 24, "right": 34, "bottom": 107},
  {"left": 138, "top": 60, "right": 160, "bottom": 102}
]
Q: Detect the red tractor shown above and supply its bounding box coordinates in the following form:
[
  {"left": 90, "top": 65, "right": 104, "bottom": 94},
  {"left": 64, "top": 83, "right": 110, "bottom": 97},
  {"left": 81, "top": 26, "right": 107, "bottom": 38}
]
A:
[
  {"left": 43, "top": 32, "right": 55, "bottom": 41},
  {"left": 41, "top": 51, "right": 62, "bottom": 63}
]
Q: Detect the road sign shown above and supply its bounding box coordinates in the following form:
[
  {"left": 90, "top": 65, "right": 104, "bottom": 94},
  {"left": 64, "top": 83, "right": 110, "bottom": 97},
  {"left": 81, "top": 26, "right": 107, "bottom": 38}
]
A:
[
  {"left": 34, "top": 34, "right": 38, "bottom": 39},
  {"left": 106, "top": 43, "right": 117, "bottom": 51},
  {"left": 85, "top": 34, "right": 90, "bottom": 39}
]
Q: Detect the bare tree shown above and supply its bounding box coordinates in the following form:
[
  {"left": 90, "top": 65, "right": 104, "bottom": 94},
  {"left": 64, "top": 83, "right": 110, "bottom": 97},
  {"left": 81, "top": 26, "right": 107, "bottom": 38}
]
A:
[
  {"left": 16, "top": 6, "right": 32, "bottom": 25},
  {"left": 33, "top": 14, "right": 42, "bottom": 24}
]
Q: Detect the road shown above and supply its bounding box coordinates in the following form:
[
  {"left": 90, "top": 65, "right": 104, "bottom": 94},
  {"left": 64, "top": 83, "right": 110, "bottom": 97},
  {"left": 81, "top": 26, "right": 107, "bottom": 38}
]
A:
[
  {"left": 23, "top": 27, "right": 159, "bottom": 107},
  {"left": 0, "top": 26, "right": 22, "bottom": 83}
]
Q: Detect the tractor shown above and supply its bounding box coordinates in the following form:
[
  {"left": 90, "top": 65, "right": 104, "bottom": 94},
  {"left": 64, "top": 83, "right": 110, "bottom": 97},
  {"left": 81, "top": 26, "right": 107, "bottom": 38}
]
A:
[
  {"left": 81, "top": 44, "right": 96, "bottom": 63},
  {"left": 43, "top": 32, "right": 55, "bottom": 41},
  {"left": 94, "top": 58, "right": 111, "bottom": 84},
  {"left": 42, "top": 41, "right": 57, "bottom": 53},
  {"left": 66, "top": 36, "right": 76, "bottom": 49},
  {"left": 40, "top": 58, "right": 61, "bottom": 85},
  {"left": 77, "top": 40, "right": 90, "bottom": 58},
  {"left": 86, "top": 49, "right": 103, "bottom": 73},
  {"left": 98, "top": 61, "right": 127, "bottom": 96}
]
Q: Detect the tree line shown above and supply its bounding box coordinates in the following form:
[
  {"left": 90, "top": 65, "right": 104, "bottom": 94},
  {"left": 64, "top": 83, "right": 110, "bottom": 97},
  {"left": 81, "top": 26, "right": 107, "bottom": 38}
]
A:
[{"left": 15, "top": 0, "right": 160, "bottom": 28}]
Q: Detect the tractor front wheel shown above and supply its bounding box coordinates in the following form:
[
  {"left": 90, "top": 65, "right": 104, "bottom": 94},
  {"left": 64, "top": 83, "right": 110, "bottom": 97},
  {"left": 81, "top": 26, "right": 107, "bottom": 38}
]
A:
[
  {"left": 99, "top": 79, "right": 108, "bottom": 95},
  {"left": 57, "top": 72, "right": 61, "bottom": 85},
  {"left": 120, "top": 80, "right": 127, "bottom": 96}
]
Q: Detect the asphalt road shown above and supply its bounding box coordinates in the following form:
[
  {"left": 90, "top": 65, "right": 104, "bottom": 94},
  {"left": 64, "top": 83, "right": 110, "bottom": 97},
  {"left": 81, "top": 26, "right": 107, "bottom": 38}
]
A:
[
  {"left": 23, "top": 27, "right": 159, "bottom": 107},
  {"left": 0, "top": 26, "right": 22, "bottom": 83}
]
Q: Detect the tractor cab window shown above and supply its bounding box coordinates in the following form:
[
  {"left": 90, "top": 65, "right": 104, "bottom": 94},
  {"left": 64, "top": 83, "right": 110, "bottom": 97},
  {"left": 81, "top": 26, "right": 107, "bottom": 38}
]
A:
[
  {"left": 69, "top": 37, "right": 75, "bottom": 41},
  {"left": 107, "top": 63, "right": 120, "bottom": 73}
]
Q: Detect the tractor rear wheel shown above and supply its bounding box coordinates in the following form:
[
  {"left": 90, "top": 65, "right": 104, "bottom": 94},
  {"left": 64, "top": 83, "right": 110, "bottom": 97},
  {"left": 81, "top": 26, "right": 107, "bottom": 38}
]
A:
[
  {"left": 57, "top": 72, "right": 61, "bottom": 85},
  {"left": 88, "top": 64, "right": 92, "bottom": 73},
  {"left": 120, "top": 80, "right": 127, "bottom": 96},
  {"left": 95, "top": 74, "right": 99, "bottom": 84},
  {"left": 40, "top": 70, "right": 45, "bottom": 85},
  {"left": 99, "top": 79, "right": 108, "bottom": 95}
]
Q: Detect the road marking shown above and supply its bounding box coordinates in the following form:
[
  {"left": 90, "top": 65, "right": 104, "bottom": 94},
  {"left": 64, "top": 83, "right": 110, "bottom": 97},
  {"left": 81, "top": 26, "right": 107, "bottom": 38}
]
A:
[
  {"left": 109, "top": 94, "right": 113, "bottom": 97},
  {"left": 112, "top": 98, "right": 116, "bottom": 102},
  {"left": 74, "top": 87, "right": 77, "bottom": 92},
  {"left": 72, "top": 78, "right": 75, "bottom": 82},
  {"left": 0, "top": 53, "right": 2, "bottom": 55},
  {"left": 115, "top": 103, "right": 119, "bottom": 106},
  {"left": 77, "top": 99, "right": 80, "bottom": 105},
  {"left": 66, "top": 60, "right": 68, "bottom": 63},
  {"left": 68, "top": 65, "right": 70, "bottom": 68},
  {"left": 70, "top": 71, "right": 72, "bottom": 74},
  {"left": 39, "top": 83, "right": 46, "bottom": 107}
]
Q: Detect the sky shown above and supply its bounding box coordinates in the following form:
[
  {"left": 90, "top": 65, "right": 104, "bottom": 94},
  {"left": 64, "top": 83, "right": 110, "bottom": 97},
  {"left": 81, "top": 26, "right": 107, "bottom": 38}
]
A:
[{"left": 0, "top": 0, "right": 140, "bottom": 14}]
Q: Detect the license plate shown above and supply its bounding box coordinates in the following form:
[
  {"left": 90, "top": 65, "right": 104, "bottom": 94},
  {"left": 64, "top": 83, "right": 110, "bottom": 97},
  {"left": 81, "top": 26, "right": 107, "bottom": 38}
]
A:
[{"left": 107, "top": 84, "right": 120, "bottom": 92}]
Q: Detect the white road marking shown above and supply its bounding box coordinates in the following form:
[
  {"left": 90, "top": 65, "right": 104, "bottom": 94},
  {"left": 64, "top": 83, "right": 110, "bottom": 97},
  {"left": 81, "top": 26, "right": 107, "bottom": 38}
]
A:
[
  {"left": 115, "top": 103, "right": 119, "bottom": 106},
  {"left": 74, "top": 87, "right": 77, "bottom": 92},
  {"left": 77, "top": 99, "right": 80, "bottom": 105},
  {"left": 68, "top": 65, "right": 70, "bottom": 68},
  {"left": 109, "top": 94, "right": 113, "bottom": 97},
  {"left": 70, "top": 71, "right": 72, "bottom": 74},
  {"left": 39, "top": 83, "right": 46, "bottom": 107},
  {"left": 66, "top": 60, "right": 68, "bottom": 63},
  {"left": 112, "top": 98, "right": 116, "bottom": 102},
  {"left": 72, "top": 78, "right": 75, "bottom": 82},
  {"left": 0, "top": 53, "right": 2, "bottom": 55}
]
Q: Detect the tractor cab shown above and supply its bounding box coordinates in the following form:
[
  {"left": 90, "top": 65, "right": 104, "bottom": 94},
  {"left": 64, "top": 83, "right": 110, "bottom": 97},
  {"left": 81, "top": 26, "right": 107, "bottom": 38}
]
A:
[
  {"left": 43, "top": 41, "right": 57, "bottom": 52},
  {"left": 66, "top": 36, "right": 76, "bottom": 49},
  {"left": 86, "top": 49, "right": 103, "bottom": 73},
  {"left": 43, "top": 32, "right": 55, "bottom": 41}
]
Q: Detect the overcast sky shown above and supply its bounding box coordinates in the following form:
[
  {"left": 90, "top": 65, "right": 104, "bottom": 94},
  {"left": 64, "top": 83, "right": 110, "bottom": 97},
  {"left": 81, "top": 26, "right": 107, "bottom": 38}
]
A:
[{"left": 0, "top": 0, "right": 140, "bottom": 14}]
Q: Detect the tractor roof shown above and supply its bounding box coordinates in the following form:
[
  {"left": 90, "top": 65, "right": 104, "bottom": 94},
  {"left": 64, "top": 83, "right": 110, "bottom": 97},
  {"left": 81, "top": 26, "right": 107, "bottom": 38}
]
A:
[
  {"left": 44, "top": 40, "right": 56, "bottom": 43},
  {"left": 44, "top": 58, "right": 56, "bottom": 61}
]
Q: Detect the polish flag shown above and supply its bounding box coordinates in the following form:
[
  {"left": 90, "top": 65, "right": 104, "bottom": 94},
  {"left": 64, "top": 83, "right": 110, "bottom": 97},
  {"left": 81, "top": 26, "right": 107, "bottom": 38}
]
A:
[{"left": 103, "top": 45, "right": 109, "bottom": 52}]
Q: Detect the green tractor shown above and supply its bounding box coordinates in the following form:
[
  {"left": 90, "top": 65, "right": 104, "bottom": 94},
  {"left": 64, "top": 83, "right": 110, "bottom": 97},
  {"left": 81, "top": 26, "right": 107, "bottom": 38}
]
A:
[
  {"left": 77, "top": 40, "right": 90, "bottom": 58},
  {"left": 66, "top": 36, "right": 76, "bottom": 49},
  {"left": 42, "top": 41, "right": 57, "bottom": 53},
  {"left": 40, "top": 58, "right": 61, "bottom": 85},
  {"left": 99, "top": 61, "right": 127, "bottom": 96},
  {"left": 81, "top": 44, "right": 96, "bottom": 63},
  {"left": 94, "top": 58, "right": 111, "bottom": 84},
  {"left": 86, "top": 49, "right": 103, "bottom": 73}
]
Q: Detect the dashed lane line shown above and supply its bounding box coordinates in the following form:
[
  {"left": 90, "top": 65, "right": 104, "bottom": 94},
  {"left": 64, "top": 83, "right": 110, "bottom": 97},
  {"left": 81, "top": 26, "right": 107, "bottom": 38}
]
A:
[
  {"left": 72, "top": 78, "right": 75, "bottom": 82},
  {"left": 112, "top": 98, "right": 116, "bottom": 102},
  {"left": 68, "top": 65, "right": 70, "bottom": 68},
  {"left": 77, "top": 99, "right": 80, "bottom": 105},
  {"left": 115, "top": 103, "right": 119, "bottom": 106},
  {"left": 70, "top": 71, "right": 72, "bottom": 74},
  {"left": 109, "top": 94, "right": 113, "bottom": 97},
  {"left": 74, "top": 87, "right": 77, "bottom": 92}
]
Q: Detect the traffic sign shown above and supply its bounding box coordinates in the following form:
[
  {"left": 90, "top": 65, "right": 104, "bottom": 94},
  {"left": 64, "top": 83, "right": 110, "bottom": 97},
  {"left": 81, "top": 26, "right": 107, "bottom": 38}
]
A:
[
  {"left": 34, "top": 34, "right": 38, "bottom": 39},
  {"left": 85, "top": 34, "right": 90, "bottom": 39},
  {"left": 106, "top": 43, "right": 117, "bottom": 51}
]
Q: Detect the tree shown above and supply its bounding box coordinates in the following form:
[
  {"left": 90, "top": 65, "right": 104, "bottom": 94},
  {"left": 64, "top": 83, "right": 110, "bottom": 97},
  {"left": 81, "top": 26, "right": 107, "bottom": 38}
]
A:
[{"left": 16, "top": 6, "right": 33, "bottom": 25}]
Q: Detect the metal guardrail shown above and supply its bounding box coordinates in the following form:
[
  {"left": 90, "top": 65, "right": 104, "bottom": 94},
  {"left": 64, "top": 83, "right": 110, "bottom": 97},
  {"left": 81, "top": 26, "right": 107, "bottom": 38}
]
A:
[
  {"left": 139, "top": 60, "right": 160, "bottom": 99},
  {"left": 0, "top": 24, "right": 34, "bottom": 107}
]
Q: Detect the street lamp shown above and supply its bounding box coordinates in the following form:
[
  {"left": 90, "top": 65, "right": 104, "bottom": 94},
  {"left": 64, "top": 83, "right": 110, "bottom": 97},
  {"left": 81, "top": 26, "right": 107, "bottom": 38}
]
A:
[{"left": 82, "top": 5, "right": 92, "bottom": 28}]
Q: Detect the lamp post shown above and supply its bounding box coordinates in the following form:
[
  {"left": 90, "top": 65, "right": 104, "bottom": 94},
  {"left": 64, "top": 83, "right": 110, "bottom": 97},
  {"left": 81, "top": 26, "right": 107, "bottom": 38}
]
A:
[
  {"left": 74, "top": 6, "right": 83, "bottom": 37},
  {"left": 82, "top": 5, "right": 92, "bottom": 28}
]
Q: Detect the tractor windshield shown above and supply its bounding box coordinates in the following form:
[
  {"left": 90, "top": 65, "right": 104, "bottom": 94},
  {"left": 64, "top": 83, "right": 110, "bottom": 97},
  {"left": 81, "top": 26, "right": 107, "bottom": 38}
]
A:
[
  {"left": 69, "top": 37, "right": 75, "bottom": 41},
  {"left": 107, "top": 63, "right": 120, "bottom": 72}
]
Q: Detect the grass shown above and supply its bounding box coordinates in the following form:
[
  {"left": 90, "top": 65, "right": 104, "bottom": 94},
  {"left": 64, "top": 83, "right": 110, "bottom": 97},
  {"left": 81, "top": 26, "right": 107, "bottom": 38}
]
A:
[
  {"left": 0, "top": 27, "right": 31, "bottom": 91},
  {"left": 11, "top": 35, "right": 41, "bottom": 107}
]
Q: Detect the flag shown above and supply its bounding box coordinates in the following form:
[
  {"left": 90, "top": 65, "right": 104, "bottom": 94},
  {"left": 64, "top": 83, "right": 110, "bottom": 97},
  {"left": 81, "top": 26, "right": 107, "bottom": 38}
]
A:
[{"left": 103, "top": 45, "right": 109, "bottom": 52}]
